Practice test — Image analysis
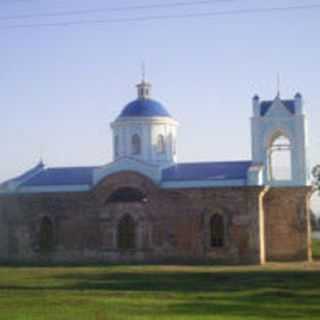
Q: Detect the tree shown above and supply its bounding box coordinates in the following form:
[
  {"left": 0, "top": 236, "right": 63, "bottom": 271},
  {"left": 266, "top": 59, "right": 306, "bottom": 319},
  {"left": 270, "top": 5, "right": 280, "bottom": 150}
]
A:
[
  {"left": 310, "top": 166, "right": 320, "bottom": 230},
  {"left": 312, "top": 165, "right": 320, "bottom": 190},
  {"left": 310, "top": 210, "right": 318, "bottom": 231}
]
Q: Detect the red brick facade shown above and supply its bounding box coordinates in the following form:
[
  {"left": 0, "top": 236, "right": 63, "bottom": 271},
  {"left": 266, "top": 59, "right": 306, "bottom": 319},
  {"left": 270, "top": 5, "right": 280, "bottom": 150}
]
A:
[{"left": 0, "top": 171, "right": 312, "bottom": 264}]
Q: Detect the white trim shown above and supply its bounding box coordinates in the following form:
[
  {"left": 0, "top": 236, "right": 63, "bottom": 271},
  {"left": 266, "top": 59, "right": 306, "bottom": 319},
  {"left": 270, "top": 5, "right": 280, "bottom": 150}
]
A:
[
  {"left": 111, "top": 117, "right": 179, "bottom": 127},
  {"left": 264, "top": 180, "right": 299, "bottom": 187}
]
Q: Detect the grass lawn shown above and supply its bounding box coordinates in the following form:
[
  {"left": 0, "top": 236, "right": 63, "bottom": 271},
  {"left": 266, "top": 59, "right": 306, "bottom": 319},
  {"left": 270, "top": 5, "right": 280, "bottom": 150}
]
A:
[
  {"left": 0, "top": 262, "right": 319, "bottom": 320},
  {"left": 313, "top": 238, "right": 320, "bottom": 260}
]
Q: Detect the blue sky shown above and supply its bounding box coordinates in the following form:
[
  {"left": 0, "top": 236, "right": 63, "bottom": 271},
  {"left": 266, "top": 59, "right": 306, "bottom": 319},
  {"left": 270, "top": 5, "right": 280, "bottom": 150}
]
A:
[{"left": 1, "top": 0, "right": 320, "bottom": 211}]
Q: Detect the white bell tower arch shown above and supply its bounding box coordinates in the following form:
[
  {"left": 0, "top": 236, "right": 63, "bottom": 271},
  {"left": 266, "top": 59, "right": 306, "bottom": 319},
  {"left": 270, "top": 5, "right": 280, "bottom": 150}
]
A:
[{"left": 251, "top": 93, "right": 309, "bottom": 186}]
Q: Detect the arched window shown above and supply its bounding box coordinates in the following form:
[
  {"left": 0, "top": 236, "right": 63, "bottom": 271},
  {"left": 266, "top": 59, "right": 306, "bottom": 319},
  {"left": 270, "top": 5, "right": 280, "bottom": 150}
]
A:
[
  {"left": 268, "top": 133, "right": 292, "bottom": 181},
  {"left": 118, "top": 214, "right": 136, "bottom": 250},
  {"left": 39, "top": 216, "right": 54, "bottom": 252},
  {"left": 132, "top": 134, "right": 141, "bottom": 155},
  {"left": 157, "top": 134, "right": 166, "bottom": 154},
  {"left": 210, "top": 214, "right": 224, "bottom": 247},
  {"left": 106, "top": 187, "right": 147, "bottom": 203},
  {"left": 114, "top": 135, "right": 119, "bottom": 157}
]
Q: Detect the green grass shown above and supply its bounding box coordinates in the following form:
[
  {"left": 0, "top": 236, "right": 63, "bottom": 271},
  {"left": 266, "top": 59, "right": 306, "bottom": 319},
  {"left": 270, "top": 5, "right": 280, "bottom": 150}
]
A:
[
  {"left": 0, "top": 263, "right": 319, "bottom": 320},
  {"left": 313, "top": 238, "right": 320, "bottom": 260}
]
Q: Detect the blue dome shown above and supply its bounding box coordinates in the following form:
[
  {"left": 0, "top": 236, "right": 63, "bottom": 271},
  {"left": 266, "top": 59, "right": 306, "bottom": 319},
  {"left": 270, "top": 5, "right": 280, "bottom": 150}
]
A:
[{"left": 119, "top": 98, "right": 171, "bottom": 118}]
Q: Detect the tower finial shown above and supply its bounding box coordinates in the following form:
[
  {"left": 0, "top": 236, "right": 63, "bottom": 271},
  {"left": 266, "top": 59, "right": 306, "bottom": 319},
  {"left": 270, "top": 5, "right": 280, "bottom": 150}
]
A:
[
  {"left": 276, "top": 72, "right": 281, "bottom": 97},
  {"left": 142, "top": 61, "right": 146, "bottom": 82},
  {"left": 39, "top": 144, "right": 45, "bottom": 167}
]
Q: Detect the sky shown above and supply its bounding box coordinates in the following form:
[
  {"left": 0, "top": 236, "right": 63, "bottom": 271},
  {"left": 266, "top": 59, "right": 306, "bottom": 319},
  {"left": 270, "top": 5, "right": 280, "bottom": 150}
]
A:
[{"left": 1, "top": 0, "right": 320, "bottom": 212}]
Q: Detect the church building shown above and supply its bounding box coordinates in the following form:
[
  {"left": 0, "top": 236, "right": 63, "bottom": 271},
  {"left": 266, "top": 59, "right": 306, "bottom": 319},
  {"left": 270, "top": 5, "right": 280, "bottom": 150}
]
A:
[{"left": 0, "top": 80, "right": 312, "bottom": 264}]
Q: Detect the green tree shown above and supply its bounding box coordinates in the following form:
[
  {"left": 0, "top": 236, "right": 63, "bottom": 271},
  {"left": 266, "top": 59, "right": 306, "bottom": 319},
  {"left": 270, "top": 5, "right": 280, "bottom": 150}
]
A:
[
  {"left": 310, "top": 210, "right": 318, "bottom": 231},
  {"left": 312, "top": 165, "right": 320, "bottom": 190}
]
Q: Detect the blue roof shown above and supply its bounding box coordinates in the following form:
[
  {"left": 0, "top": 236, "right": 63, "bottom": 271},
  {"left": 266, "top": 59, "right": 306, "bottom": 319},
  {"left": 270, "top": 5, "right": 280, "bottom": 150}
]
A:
[
  {"left": 4, "top": 161, "right": 252, "bottom": 191},
  {"left": 260, "top": 100, "right": 295, "bottom": 116},
  {"left": 21, "top": 166, "right": 96, "bottom": 187},
  {"left": 162, "top": 161, "right": 252, "bottom": 182},
  {"left": 0, "top": 162, "right": 44, "bottom": 189},
  {"left": 119, "top": 98, "right": 171, "bottom": 118}
]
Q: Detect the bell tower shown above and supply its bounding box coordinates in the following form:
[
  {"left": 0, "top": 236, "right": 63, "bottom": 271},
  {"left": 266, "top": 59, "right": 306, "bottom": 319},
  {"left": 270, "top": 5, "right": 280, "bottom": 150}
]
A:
[{"left": 251, "top": 92, "right": 309, "bottom": 186}]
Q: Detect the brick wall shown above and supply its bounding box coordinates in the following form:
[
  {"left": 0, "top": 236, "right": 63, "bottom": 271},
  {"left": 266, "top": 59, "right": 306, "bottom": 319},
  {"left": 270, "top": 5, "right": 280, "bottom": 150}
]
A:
[
  {"left": 264, "top": 187, "right": 312, "bottom": 261},
  {"left": 0, "top": 172, "right": 310, "bottom": 264}
]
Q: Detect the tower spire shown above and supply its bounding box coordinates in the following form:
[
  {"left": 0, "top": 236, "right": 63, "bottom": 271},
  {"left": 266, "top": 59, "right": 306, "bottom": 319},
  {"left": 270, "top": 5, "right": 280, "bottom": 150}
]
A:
[
  {"left": 276, "top": 73, "right": 281, "bottom": 97},
  {"left": 142, "top": 61, "right": 146, "bottom": 82}
]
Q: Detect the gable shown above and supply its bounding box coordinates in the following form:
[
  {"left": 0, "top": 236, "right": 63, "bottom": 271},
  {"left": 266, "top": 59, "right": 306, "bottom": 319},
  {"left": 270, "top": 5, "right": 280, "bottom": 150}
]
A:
[
  {"left": 93, "top": 157, "right": 162, "bottom": 185},
  {"left": 260, "top": 99, "right": 295, "bottom": 117}
]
